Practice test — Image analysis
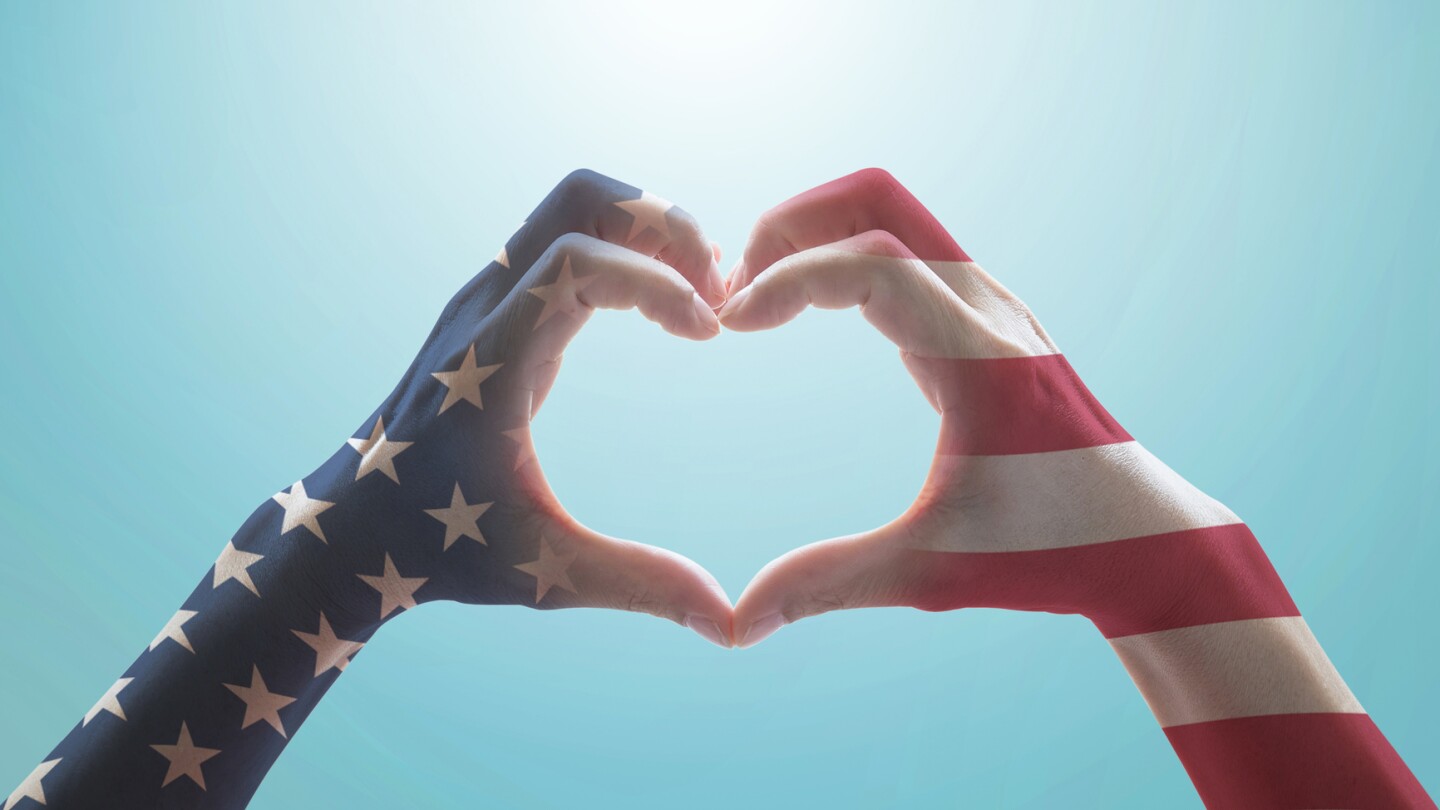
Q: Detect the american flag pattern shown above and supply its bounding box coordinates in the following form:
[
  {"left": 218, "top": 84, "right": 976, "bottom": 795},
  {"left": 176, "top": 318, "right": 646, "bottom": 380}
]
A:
[
  {"left": 722, "top": 169, "right": 1435, "bottom": 809},
  {"left": 6, "top": 171, "right": 733, "bottom": 809}
]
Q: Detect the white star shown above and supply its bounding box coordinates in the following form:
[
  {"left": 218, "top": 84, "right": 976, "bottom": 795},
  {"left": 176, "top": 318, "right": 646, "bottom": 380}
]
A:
[
  {"left": 5, "top": 758, "right": 60, "bottom": 810},
  {"left": 502, "top": 426, "right": 535, "bottom": 470},
  {"left": 271, "top": 480, "right": 334, "bottom": 543},
  {"left": 150, "top": 722, "right": 220, "bottom": 790},
  {"left": 614, "top": 190, "right": 674, "bottom": 243},
  {"left": 424, "top": 483, "right": 491, "bottom": 550},
  {"left": 527, "top": 255, "right": 597, "bottom": 329},
  {"left": 345, "top": 416, "right": 413, "bottom": 484},
  {"left": 357, "top": 554, "right": 428, "bottom": 620},
  {"left": 83, "top": 677, "right": 133, "bottom": 726},
  {"left": 223, "top": 666, "right": 296, "bottom": 738},
  {"left": 213, "top": 541, "right": 263, "bottom": 597},
  {"left": 495, "top": 245, "right": 509, "bottom": 268},
  {"left": 149, "top": 609, "right": 197, "bottom": 654},
  {"left": 431, "top": 345, "right": 503, "bottom": 414},
  {"left": 291, "top": 613, "right": 365, "bottom": 677},
  {"left": 514, "top": 535, "right": 578, "bottom": 603}
]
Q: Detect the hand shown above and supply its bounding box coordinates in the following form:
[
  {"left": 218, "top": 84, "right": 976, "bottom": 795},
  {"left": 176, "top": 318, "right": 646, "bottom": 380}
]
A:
[
  {"left": 719, "top": 168, "right": 1255, "bottom": 646},
  {"left": 717, "top": 170, "right": 1434, "bottom": 807},
  {"left": 297, "top": 168, "right": 734, "bottom": 645},
  {"left": 13, "top": 171, "right": 739, "bottom": 810}
]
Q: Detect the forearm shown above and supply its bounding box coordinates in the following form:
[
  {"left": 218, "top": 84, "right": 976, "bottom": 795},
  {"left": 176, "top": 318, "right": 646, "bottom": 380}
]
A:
[
  {"left": 1110, "top": 599, "right": 1427, "bottom": 808},
  {"left": 904, "top": 353, "right": 1433, "bottom": 807},
  {"left": 717, "top": 171, "right": 1434, "bottom": 805},
  {"left": 10, "top": 171, "right": 733, "bottom": 809},
  {"left": 922, "top": 477, "right": 1431, "bottom": 806},
  {"left": 16, "top": 451, "right": 385, "bottom": 809}
]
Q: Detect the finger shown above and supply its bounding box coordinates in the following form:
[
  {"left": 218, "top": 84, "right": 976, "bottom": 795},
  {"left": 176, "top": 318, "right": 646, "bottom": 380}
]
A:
[
  {"left": 512, "top": 517, "right": 735, "bottom": 648},
  {"left": 649, "top": 207, "right": 728, "bottom": 308},
  {"left": 514, "top": 170, "right": 726, "bottom": 307},
  {"left": 730, "top": 168, "right": 970, "bottom": 294},
  {"left": 732, "top": 529, "right": 908, "bottom": 648},
  {"left": 526, "top": 355, "right": 563, "bottom": 418},
  {"left": 718, "top": 230, "right": 1043, "bottom": 359},
  {"left": 489, "top": 232, "right": 720, "bottom": 415}
]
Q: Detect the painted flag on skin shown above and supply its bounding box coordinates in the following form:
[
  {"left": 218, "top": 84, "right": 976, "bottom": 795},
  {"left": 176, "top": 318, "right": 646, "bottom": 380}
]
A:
[
  {"left": 720, "top": 168, "right": 1436, "bottom": 809},
  {"left": 5, "top": 171, "right": 735, "bottom": 809}
]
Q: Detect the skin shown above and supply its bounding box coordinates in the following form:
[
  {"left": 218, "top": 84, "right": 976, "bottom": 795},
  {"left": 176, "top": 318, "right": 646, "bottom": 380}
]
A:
[
  {"left": 11, "top": 171, "right": 734, "bottom": 810},
  {"left": 718, "top": 168, "right": 1431, "bottom": 807},
  {"left": 719, "top": 167, "right": 1243, "bottom": 639},
  {"left": 10, "top": 168, "right": 1429, "bottom": 808}
]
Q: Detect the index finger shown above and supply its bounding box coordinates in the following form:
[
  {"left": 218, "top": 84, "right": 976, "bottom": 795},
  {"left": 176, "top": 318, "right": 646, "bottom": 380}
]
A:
[
  {"left": 728, "top": 168, "right": 970, "bottom": 294},
  {"left": 521, "top": 170, "right": 729, "bottom": 307}
]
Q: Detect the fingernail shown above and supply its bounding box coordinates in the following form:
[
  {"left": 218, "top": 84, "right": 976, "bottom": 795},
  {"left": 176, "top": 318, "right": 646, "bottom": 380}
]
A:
[
  {"left": 685, "top": 615, "right": 731, "bottom": 649},
  {"left": 725, "top": 260, "right": 746, "bottom": 293},
  {"left": 739, "top": 613, "right": 786, "bottom": 648},
  {"left": 692, "top": 292, "right": 720, "bottom": 335},
  {"left": 706, "top": 271, "right": 728, "bottom": 308},
  {"left": 716, "top": 285, "right": 752, "bottom": 322}
]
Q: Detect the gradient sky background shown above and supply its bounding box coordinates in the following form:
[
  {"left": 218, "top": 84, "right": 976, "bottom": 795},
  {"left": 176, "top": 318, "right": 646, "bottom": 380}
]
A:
[{"left": 2, "top": 2, "right": 1437, "bottom": 807}]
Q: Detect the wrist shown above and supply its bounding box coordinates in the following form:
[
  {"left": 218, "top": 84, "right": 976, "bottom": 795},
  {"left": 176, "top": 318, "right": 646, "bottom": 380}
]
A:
[
  {"left": 1083, "top": 521, "right": 1299, "bottom": 639},
  {"left": 264, "top": 444, "right": 436, "bottom": 630}
]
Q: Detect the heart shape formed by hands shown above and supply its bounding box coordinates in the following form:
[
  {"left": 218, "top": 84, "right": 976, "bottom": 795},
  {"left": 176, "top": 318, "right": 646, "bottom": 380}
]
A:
[
  {"left": 29, "top": 167, "right": 1431, "bottom": 810},
  {"left": 311, "top": 167, "right": 1234, "bottom": 660}
]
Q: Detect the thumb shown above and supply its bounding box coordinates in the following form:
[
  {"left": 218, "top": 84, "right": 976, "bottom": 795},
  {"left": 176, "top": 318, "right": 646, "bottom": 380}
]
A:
[
  {"left": 732, "top": 528, "right": 907, "bottom": 648},
  {"left": 529, "top": 524, "right": 735, "bottom": 648}
]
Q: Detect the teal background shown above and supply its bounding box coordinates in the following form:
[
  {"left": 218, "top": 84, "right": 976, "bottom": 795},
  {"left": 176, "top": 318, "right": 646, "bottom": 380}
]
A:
[{"left": 2, "top": 2, "right": 1436, "bottom": 807}]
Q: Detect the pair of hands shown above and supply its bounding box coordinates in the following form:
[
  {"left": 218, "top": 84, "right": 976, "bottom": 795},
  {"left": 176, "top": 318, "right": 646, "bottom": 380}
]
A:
[
  {"left": 20, "top": 168, "right": 1429, "bottom": 810},
  {"left": 307, "top": 167, "right": 1219, "bottom": 650}
]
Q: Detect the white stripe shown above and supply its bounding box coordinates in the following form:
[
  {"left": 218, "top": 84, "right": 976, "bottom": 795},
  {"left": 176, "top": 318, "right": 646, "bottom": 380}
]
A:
[
  {"left": 924, "top": 260, "right": 1060, "bottom": 355},
  {"left": 913, "top": 441, "right": 1240, "bottom": 553},
  {"left": 759, "top": 251, "right": 1054, "bottom": 358},
  {"left": 1109, "top": 616, "right": 1363, "bottom": 727}
]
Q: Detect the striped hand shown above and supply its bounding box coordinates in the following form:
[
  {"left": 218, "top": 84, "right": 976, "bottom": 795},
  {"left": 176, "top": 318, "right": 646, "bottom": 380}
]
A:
[{"left": 720, "top": 168, "right": 1434, "bottom": 809}]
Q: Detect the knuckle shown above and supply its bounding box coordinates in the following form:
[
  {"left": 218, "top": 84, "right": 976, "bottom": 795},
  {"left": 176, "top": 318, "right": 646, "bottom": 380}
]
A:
[
  {"left": 746, "top": 211, "right": 795, "bottom": 259},
  {"left": 668, "top": 208, "right": 708, "bottom": 251},
  {"left": 669, "top": 205, "right": 701, "bottom": 235},
  {"left": 543, "top": 231, "right": 593, "bottom": 263},
  {"left": 558, "top": 167, "right": 604, "bottom": 193},
  {"left": 852, "top": 167, "right": 901, "bottom": 197},
  {"left": 788, "top": 587, "right": 844, "bottom": 622},
  {"left": 754, "top": 208, "right": 786, "bottom": 236},
  {"left": 538, "top": 170, "right": 612, "bottom": 224},
  {"left": 852, "top": 228, "right": 910, "bottom": 258},
  {"left": 624, "top": 584, "right": 668, "bottom": 618}
]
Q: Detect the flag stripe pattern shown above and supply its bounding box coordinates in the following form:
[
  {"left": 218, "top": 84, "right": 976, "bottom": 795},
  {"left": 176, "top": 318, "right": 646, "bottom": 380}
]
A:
[
  {"left": 1164, "top": 713, "right": 1434, "bottom": 809},
  {"left": 905, "top": 524, "right": 1298, "bottom": 638},
  {"left": 930, "top": 354, "right": 1131, "bottom": 455},
  {"left": 725, "top": 170, "right": 1433, "bottom": 808},
  {"left": 852, "top": 245, "right": 1428, "bottom": 801},
  {"left": 894, "top": 319, "right": 1434, "bottom": 807},
  {"left": 1109, "top": 616, "right": 1362, "bottom": 726}
]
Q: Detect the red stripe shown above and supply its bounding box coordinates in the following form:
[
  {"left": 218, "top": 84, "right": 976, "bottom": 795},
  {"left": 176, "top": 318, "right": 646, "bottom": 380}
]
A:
[
  {"left": 785, "top": 170, "right": 971, "bottom": 262},
  {"left": 920, "top": 354, "right": 1131, "bottom": 456},
  {"left": 903, "top": 524, "right": 1299, "bottom": 638},
  {"left": 1165, "top": 713, "right": 1435, "bottom": 809},
  {"left": 754, "top": 169, "right": 972, "bottom": 266}
]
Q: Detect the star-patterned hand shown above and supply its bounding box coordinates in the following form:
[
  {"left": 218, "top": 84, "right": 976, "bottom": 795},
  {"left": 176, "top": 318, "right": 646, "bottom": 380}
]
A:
[
  {"left": 430, "top": 345, "right": 502, "bottom": 414},
  {"left": 345, "top": 416, "right": 413, "bottom": 483},
  {"left": 424, "top": 483, "right": 490, "bottom": 550},
  {"left": 223, "top": 667, "right": 296, "bottom": 738},
  {"left": 150, "top": 723, "right": 220, "bottom": 790},
  {"left": 614, "top": 190, "right": 674, "bottom": 243},
  {"left": 15, "top": 171, "right": 739, "bottom": 810}
]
